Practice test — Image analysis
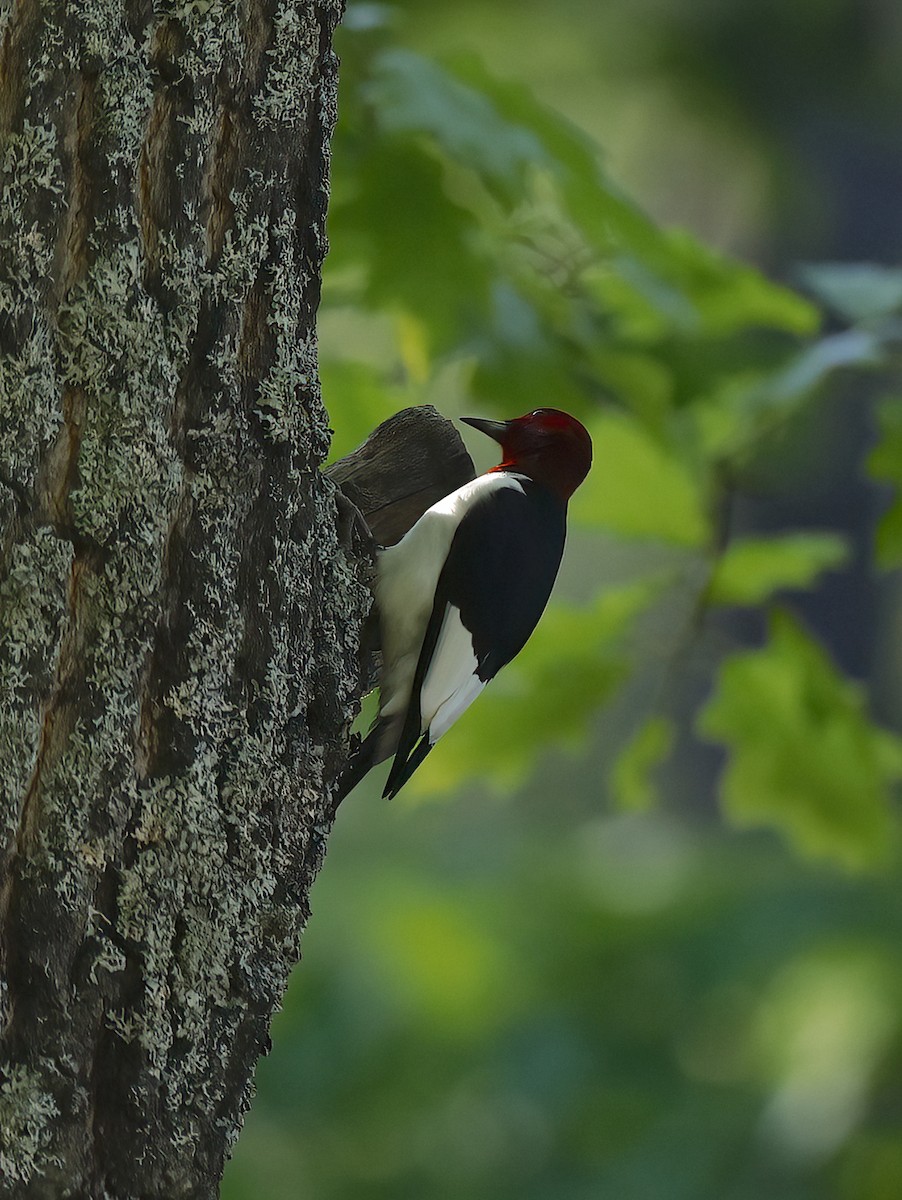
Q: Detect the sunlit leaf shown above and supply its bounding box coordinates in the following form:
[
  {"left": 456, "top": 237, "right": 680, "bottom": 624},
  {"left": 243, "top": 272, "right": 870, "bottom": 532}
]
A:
[
  {"left": 698, "top": 611, "right": 902, "bottom": 869},
  {"left": 708, "top": 533, "right": 849, "bottom": 606},
  {"left": 571, "top": 412, "right": 709, "bottom": 547},
  {"left": 663, "top": 231, "right": 819, "bottom": 337},
  {"left": 586, "top": 235, "right": 818, "bottom": 340},
  {"left": 584, "top": 258, "right": 695, "bottom": 340},
  {"left": 369, "top": 48, "right": 816, "bottom": 377},
  {"left": 395, "top": 310, "right": 431, "bottom": 382}
]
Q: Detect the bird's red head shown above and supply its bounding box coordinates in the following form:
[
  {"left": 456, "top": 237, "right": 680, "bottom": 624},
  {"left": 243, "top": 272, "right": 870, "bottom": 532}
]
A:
[{"left": 461, "top": 408, "right": 592, "bottom": 500}]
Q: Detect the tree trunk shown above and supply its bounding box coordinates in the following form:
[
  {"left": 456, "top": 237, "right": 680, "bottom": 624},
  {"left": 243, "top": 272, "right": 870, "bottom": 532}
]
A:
[{"left": 0, "top": 1, "right": 364, "bottom": 1195}]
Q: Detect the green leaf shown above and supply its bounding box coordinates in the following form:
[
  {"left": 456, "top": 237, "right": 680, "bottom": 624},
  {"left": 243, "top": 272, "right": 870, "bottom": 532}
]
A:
[
  {"left": 328, "top": 140, "right": 492, "bottom": 354},
  {"left": 364, "top": 49, "right": 550, "bottom": 202},
  {"left": 443, "top": 51, "right": 612, "bottom": 202},
  {"left": 662, "top": 232, "right": 819, "bottom": 337},
  {"left": 467, "top": 285, "right": 590, "bottom": 415},
  {"left": 570, "top": 412, "right": 709, "bottom": 547},
  {"left": 587, "top": 348, "right": 674, "bottom": 427},
  {"left": 697, "top": 330, "right": 884, "bottom": 458},
  {"left": 698, "top": 611, "right": 902, "bottom": 869},
  {"left": 611, "top": 717, "right": 674, "bottom": 812},
  {"left": 423, "top": 53, "right": 817, "bottom": 339},
  {"left": 800, "top": 262, "right": 902, "bottom": 323},
  {"left": 708, "top": 533, "right": 849, "bottom": 606},
  {"left": 759, "top": 329, "right": 883, "bottom": 407},
  {"left": 586, "top": 234, "right": 819, "bottom": 340},
  {"left": 867, "top": 396, "right": 902, "bottom": 570}
]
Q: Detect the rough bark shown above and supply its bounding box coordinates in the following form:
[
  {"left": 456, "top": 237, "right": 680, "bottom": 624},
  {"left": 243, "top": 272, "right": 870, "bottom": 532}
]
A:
[{"left": 0, "top": 1, "right": 365, "bottom": 1195}]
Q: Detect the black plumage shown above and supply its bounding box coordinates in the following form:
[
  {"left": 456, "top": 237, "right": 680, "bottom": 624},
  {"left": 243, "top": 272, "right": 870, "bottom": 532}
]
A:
[{"left": 383, "top": 477, "right": 566, "bottom": 798}]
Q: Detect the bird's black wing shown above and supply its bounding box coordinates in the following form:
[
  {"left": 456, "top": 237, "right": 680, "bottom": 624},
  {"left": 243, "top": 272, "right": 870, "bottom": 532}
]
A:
[{"left": 383, "top": 479, "right": 566, "bottom": 798}]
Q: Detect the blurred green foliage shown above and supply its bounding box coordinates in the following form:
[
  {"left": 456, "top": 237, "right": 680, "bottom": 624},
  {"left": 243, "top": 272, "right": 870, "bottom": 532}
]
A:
[
  {"left": 224, "top": 3, "right": 902, "bottom": 1198},
  {"left": 699, "top": 611, "right": 902, "bottom": 871},
  {"left": 869, "top": 396, "right": 902, "bottom": 570}
]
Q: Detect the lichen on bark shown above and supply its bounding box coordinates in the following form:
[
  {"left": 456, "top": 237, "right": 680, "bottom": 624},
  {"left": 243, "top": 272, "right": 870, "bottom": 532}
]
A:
[{"left": 0, "top": 1, "right": 365, "bottom": 1196}]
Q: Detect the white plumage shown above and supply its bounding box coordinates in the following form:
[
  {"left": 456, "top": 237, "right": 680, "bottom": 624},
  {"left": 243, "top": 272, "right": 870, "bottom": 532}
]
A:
[
  {"left": 420, "top": 605, "right": 485, "bottom": 740},
  {"left": 374, "top": 473, "right": 523, "bottom": 752}
]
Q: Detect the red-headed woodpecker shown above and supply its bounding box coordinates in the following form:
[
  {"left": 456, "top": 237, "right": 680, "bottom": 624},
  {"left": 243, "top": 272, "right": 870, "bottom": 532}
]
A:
[{"left": 335, "top": 408, "right": 592, "bottom": 804}]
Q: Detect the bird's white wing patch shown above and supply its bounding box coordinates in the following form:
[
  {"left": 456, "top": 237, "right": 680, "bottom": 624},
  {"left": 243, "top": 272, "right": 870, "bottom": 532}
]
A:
[
  {"left": 419, "top": 603, "right": 486, "bottom": 743},
  {"left": 376, "top": 472, "right": 522, "bottom": 727}
]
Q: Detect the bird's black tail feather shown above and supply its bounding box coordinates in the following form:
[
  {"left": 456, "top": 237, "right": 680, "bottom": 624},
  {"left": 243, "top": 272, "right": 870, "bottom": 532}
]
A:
[
  {"left": 382, "top": 734, "right": 433, "bottom": 800},
  {"left": 331, "top": 712, "right": 434, "bottom": 811}
]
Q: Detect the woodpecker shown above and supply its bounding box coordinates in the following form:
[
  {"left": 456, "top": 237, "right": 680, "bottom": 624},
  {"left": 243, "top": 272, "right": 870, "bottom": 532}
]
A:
[{"left": 335, "top": 408, "right": 592, "bottom": 805}]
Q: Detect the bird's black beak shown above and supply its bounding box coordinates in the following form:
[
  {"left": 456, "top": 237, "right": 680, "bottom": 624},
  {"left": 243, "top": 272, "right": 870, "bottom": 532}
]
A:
[{"left": 460, "top": 416, "right": 508, "bottom": 444}]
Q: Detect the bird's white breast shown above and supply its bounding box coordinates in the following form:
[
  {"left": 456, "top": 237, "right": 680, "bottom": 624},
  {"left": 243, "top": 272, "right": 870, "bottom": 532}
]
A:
[{"left": 375, "top": 472, "right": 523, "bottom": 725}]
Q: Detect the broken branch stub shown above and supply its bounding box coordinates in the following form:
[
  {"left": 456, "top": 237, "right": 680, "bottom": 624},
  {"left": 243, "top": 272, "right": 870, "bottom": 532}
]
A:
[{"left": 327, "top": 405, "right": 475, "bottom": 547}]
